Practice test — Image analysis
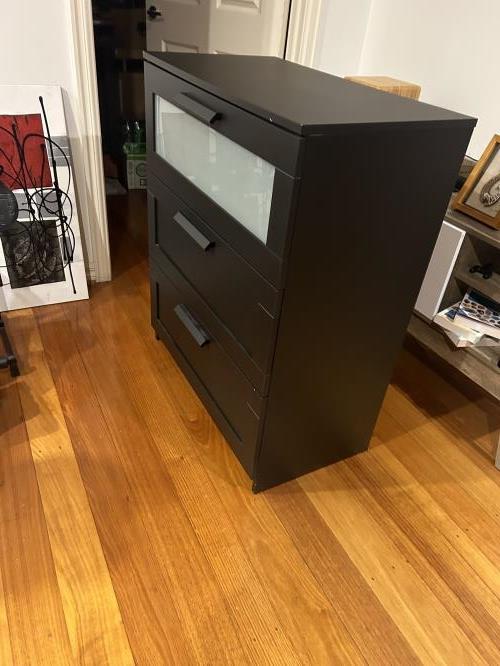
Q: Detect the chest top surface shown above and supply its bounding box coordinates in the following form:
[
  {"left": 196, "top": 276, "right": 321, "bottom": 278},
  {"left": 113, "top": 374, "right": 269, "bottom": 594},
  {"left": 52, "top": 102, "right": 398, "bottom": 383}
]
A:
[{"left": 145, "top": 52, "right": 475, "bottom": 137}]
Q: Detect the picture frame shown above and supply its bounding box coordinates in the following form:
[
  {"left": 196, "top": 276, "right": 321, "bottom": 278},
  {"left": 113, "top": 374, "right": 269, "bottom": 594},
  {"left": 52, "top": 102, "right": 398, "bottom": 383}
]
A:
[{"left": 453, "top": 134, "right": 500, "bottom": 230}]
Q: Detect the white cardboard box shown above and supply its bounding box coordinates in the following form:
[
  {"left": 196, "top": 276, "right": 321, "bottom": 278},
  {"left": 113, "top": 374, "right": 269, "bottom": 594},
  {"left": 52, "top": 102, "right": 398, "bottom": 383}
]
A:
[{"left": 414, "top": 220, "right": 465, "bottom": 319}]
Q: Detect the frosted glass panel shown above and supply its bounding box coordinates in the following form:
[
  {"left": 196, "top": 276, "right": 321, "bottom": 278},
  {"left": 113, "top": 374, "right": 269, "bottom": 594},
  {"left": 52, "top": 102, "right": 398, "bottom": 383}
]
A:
[{"left": 155, "top": 95, "right": 275, "bottom": 244}]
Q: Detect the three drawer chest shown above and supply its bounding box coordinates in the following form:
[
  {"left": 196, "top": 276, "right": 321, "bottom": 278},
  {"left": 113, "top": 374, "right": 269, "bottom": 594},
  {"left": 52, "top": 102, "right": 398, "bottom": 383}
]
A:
[{"left": 144, "top": 52, "right": 475, "bottom": 490}]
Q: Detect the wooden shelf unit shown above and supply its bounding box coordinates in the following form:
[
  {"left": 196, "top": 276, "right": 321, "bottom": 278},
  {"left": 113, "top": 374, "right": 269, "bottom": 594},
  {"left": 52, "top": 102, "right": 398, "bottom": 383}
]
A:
[
  {"left": 408, "top": 315, "right": 500, "bottom": 401},
  {"left": 410, "top": 197, "right": 500, "bottom": 466}
]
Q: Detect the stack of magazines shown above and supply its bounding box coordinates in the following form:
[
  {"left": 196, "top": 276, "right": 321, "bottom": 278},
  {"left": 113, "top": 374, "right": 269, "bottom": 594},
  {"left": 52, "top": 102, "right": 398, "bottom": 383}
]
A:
[{"left": 433, "top": 289, "right": 500, "bottom": 348}]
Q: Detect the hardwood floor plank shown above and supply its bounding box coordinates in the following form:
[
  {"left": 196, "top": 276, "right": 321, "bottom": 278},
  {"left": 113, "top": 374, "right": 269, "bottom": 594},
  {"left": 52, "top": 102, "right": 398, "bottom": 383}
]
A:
[
  {"left": 35, "top": 302, "right": 204, "bottom": 665},
  {"left": 107, "top": 258, "right": 205, "bottom": 455},
  {"left": 0, "top": 394, "right": 13, "bottom": 666},
  {"left": 92, "top": 256, "right": 365, "bottom": 664},
  {"left": 87, "top": 293, "right": 303, "bottom": 664},
  {"left": 374, "top": 442, "right": 500, "bottom": 593},
  {"left": 267, "top": 481, "right": 419, "bottom": 664},
  {"left": 65, "top": 297, "right": 249, "bottom": 664},
  {"left": 204, "top": 461, "right": 366, "bottom": 665},
  {"left": 167, "top": 457, "right": 307, "bottom": 665},
  {"left": 0, "top": 374, "right": 73, "bottom": 665},
  {"left": 8, "top": 309, "right": 134, "bottom": 665},
  {"left": 300, "top": 463, "right": 487, "bottom": 664},
  {"left": 384, "top": 384, "right": 500, "bottom": 520},
  {"left": 349, "top": 447, "right": 500, "bottom": 661},
  {"left": 375, "top": 407, "right": 500, "bottom": 577},
  {"left": 0, "top": 548, "right": 13, "bottom": 666}
]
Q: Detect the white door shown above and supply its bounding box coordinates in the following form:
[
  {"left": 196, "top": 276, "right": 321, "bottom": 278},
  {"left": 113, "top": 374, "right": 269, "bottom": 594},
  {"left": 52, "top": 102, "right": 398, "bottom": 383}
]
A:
[{"left": 145, "top": 0, "right": 290, "bottom": 56}]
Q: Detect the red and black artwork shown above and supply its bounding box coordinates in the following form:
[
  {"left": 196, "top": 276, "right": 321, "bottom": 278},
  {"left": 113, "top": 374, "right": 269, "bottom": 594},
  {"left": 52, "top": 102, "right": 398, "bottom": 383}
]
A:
[
  {"left": 0, "top": 100, "right": 75, "bottom": 291},
  {"left": 0, "top": 114, "right": 52, "bottom": 191}
]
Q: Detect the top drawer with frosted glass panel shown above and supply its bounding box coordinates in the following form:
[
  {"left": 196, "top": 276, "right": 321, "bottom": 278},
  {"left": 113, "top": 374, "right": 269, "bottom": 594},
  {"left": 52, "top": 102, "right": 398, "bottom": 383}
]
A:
[
  {"left": 145, "top": 61, "right": 303, "bottom": 286},
  {"left": 155, "top": 95, "right": 276, "bottom": 245}
]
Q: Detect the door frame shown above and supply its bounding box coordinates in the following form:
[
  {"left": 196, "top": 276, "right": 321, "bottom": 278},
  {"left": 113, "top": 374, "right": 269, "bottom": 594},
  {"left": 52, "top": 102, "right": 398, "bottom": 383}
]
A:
[
  {"left": 74, "top": 0, "right": 322, "bottom": 282},
  {"left": 285, "top": 0, "right": 323, "bottom": 67},
  {"left": 70, "top": 0, "right": 111, "bottom": 282}
]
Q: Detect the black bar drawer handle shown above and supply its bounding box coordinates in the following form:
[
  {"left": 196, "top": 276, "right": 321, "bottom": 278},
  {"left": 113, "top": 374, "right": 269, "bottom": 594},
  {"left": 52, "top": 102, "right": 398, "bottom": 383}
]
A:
[
  {"left": 173, "top": 92, "right": 221, "bottom": 125},
  {"left": 174, "top": 304, "right": 210, "bottom": 347},
  {"left": 173, "top": 211, "right": 214, "bottom": 251}
]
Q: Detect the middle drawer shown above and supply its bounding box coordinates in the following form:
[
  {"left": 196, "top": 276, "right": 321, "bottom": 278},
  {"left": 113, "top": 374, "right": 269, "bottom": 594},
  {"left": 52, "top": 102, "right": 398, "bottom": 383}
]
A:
[{"left": 148, "top": 173, "right": 281, "bottom": 390}]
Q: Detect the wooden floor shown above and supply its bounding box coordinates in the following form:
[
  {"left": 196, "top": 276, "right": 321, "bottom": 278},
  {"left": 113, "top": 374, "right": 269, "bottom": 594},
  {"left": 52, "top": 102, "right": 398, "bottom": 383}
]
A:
[{"left": 1, "top": 191, "right": 500, "bottom": 664}]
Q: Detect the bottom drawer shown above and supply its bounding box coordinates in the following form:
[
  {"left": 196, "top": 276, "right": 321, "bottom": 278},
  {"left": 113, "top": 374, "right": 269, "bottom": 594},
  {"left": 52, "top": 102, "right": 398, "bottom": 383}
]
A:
[{"left": 151, "top": 259, "right": 263, "bottom": 475}]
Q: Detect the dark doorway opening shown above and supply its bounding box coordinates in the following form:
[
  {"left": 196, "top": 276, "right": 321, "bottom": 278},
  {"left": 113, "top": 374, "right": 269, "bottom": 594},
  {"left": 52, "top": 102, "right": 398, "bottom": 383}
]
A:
[{"left": 92, "top": 0, "right": 148, "bottom": 268}]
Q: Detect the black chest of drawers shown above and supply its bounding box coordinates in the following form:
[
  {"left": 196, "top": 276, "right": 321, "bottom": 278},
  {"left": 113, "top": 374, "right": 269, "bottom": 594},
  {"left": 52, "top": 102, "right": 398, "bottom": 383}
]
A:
[{"left": 144, "top": 52, "right": 475, "bottom": 491}]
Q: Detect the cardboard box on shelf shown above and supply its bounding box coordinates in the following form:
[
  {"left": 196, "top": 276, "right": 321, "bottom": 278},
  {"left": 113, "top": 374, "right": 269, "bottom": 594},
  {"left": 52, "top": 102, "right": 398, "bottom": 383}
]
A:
[
  {"left": 123, "top": 138, "right": 146, "bottom": 190},
  {"left": 126, "top": 153, "right": 147, "bottom": 189}
]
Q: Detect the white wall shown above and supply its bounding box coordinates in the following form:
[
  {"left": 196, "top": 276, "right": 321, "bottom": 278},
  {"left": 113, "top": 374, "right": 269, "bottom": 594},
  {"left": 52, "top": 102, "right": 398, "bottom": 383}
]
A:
[
  {"left": 0, "top": 2, "right": 76, "bottom": 92},
  {"left": 314, "top": 0, "right": 498, "bottom": 159},
  {"left": 0, "top": 0, "right": 95, "bottom": 276},
  {"left": 314, "top": 0, "right": 372, "bottom": 77}
]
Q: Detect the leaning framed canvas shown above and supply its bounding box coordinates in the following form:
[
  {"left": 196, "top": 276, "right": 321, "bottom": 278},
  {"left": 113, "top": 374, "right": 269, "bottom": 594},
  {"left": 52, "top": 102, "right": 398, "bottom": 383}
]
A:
[
  {"left": 0, "top": 85, "right": 88, "bottom": 311},
  {"left": 453, "top": 134, "right": 500, "bottom": 230}
]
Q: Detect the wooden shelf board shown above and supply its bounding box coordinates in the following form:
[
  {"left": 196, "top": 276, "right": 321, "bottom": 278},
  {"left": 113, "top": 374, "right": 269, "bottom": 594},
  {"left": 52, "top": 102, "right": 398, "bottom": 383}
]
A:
[
  {"left": 455, "top": 268, "right": 500, "bottom": 303},
  {"left": 408, "top": 314, "right": 500, "bottom": 401},
  {"left": 445, "top": 197, "right": 500, "bottom": 251}
]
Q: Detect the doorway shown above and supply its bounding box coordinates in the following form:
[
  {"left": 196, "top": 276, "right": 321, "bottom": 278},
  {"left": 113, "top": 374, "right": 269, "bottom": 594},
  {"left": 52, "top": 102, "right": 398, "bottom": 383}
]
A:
[
  {"left": 90, "top": 0, "right": 292, "bottom": 276},
  {"left": 91, "top": 0, "right": 148, "bottom": 268}
]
